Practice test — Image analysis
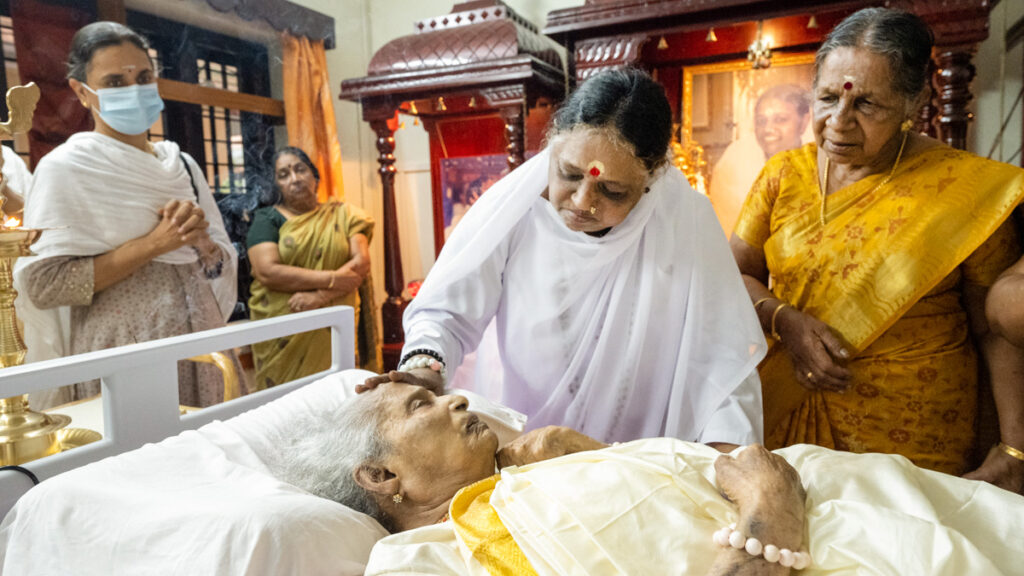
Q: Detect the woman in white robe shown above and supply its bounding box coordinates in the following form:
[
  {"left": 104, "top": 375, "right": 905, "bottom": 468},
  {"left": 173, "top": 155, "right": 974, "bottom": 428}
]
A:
[
  {"left": 13, "top": 22, "right": 237, "bottom": 408},
  {"left": 376, "top": 69, "right": 767, "bottom": 445}
]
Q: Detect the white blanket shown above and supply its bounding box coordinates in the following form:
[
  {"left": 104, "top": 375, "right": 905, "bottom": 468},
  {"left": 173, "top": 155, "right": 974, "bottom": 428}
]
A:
[{"left": 367, "top": 440, "right": 1024, "bottom": 575}]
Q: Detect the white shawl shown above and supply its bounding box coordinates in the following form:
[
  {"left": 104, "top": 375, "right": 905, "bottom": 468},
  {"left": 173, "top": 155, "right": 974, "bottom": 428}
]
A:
[
  {"left": 13, "top": 132, "right": 237, "bottom": 362},
  {"left": 403, "top": 150, "right": 766, "bottom": 443}
]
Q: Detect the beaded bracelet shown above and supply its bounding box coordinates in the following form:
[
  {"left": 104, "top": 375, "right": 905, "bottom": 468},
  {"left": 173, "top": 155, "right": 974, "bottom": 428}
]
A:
[
  {"left": 713, "top": 524, "right": 811, "bottom": 570},
  {"left": 398, "top": 348, "right": 447, "bottom": 380}
]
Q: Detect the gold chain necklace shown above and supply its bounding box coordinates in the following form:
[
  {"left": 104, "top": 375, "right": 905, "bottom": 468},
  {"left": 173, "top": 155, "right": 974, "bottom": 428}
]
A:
[{"left": 819, "top": 130, "right": 909, "bottom": 227}]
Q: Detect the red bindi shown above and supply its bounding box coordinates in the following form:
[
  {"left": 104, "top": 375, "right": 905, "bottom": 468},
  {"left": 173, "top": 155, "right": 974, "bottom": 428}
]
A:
[
  {"left": 586, "top": 160, "right": 605, "bottom": 178},
  {"left": 843, "top": 81, "right": 853, "bottom": 91},
  {"left": 589, "top": 166, "right": 601, "bottom": 177}
]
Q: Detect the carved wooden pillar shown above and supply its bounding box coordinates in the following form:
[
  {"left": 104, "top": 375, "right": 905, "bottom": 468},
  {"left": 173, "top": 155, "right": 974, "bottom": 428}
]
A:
[
  {"left": 932, "top": 48, "right": 976, "bottom": 150},
  {"left": 368, "top": 114, "right": 407, "bottom": 371},
  {"left": 483, "top": 86, "right": 526, "bottom": 170},
  {"left": 914, "top": 60, "right": 937, "bottom": 138},
  {"left": 500, "top": 104, "right": 525, "bottom": 170}
]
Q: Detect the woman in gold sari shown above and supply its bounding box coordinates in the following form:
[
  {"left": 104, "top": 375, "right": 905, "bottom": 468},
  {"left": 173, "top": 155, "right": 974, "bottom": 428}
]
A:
[
  {"left": 731, "top": 8, "right": 1024, "bottom": 492},
  {"left": 247, "top": 147, "right": 379, "bottom": 389}
]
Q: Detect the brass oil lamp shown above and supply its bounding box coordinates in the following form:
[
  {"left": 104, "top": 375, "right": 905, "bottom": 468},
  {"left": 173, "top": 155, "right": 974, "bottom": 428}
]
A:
[{"left": 0, "top": 82, "right": 99, "bottom": 466}]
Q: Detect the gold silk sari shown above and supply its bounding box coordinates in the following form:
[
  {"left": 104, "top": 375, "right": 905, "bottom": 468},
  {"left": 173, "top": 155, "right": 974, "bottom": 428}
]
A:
[
  {"left": 248, "top": 202, "right": 379, "bottom": 390},
  {"left": 735, "top": 144, "right": 1024, "bottom": 474}
]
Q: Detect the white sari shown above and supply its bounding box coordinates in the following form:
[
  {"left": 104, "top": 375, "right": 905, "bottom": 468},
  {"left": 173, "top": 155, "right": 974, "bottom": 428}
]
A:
[{"left": 404, "top": 151, "right": 766, "bottom": 443}]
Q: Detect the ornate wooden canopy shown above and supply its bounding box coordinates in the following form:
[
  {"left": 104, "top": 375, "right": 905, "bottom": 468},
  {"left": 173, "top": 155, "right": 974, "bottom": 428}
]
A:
[
  {"left": 544, "top": 0, "right": 993, "bottom": 150},
  {"left": 339, "top": 0, "right": 566, "bottom": 369}
]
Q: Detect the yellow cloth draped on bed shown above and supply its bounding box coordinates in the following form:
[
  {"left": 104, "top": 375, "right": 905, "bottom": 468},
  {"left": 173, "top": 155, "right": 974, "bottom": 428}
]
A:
[
  {"left": 249, "top": 203, "right": 379, "bottom": 389},
  {"left": 734, "top": 144, "right": 1024, "bottom": 473},
  {"left": 365, "top": 439, "right": 1024, "bottom": 575}
]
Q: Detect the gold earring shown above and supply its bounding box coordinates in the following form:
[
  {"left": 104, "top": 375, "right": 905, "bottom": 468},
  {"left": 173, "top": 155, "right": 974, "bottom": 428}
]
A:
[
  {"left": 392, "top": 493, "right": 403, "bottom": 504},
  {"left": 900, "top": 119, "right": 914, "bottom": 132}
]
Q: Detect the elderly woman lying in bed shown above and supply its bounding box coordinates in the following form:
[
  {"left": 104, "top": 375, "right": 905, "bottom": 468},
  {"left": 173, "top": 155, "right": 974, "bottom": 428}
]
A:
[{"left": 270, "top": 383, "right": 1024, "bottom": 575}]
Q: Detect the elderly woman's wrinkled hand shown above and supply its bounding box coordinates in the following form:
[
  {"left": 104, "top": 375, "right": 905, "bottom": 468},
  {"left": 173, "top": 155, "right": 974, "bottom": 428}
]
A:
[
  {"left": 715, "top": 444, "right": 806, "bottom": 518},
  {"left": 775, "top": 306, "right": 852, "bottom": 392},
  {"left": 357, "top": 370, "right": 444, "bottom": 396},
  {"left": 496, "top": 426, "right": 607, "bottom": 469}
]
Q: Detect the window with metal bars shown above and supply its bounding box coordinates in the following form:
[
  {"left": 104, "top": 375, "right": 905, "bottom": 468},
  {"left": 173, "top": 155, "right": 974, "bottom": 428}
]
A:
[
  {"left": 197, "top": 59, "right": 247, "bottom": 194},
  {"left": 128, "top": 11, "right": 278, "bottom": 199}
]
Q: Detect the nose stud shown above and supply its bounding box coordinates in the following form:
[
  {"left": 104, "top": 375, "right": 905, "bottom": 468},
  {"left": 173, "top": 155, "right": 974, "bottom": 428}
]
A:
[{"left": 589, "top": 205, "right": 597, "bottom": 215}]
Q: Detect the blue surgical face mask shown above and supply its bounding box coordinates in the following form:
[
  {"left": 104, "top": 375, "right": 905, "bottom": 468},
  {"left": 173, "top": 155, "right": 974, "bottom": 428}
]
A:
[{"left": 82, "top": 82, "right": 165, "bottom": 136}]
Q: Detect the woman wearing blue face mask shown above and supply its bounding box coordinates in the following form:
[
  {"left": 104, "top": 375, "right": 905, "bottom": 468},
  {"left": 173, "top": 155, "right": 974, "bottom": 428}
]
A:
[{"left": 13, "top": 21, "right": 240, "bottom": 409}]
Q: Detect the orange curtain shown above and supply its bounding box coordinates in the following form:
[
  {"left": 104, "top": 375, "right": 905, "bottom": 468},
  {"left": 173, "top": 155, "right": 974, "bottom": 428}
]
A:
[{"left": 282, "top": 34, "right": 344, "bottom": 203}]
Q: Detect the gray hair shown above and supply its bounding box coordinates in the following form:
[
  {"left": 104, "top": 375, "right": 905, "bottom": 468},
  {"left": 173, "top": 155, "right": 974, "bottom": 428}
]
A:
[
  {"left": 815, "top": 8, "right": 934, "bottom": 101},
  {"left": 262, "top": 391, "right": 395, "bottom": 531},
  {"left": 67, "top": 21, "right": 152, "bottom": 81}
]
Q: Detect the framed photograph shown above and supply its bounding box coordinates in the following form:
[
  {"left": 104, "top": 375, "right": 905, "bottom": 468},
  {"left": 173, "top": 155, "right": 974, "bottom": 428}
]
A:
[
  {"left": 438, "top": 154, "right": 508, "bottom": 241},
  {"left": 683, "top": 54, "right": 815, "bottom": 235}
]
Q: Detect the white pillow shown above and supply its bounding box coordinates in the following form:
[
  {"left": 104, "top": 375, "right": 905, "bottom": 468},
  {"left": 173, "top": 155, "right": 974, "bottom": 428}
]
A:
[{"left": 0, "top": 430, "right": 386, "bottom": 576}]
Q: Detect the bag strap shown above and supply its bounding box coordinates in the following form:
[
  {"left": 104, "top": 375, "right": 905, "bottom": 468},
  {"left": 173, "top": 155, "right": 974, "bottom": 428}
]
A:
[{"left": 179, "top": 152, "right": 200, "bottom": 202}]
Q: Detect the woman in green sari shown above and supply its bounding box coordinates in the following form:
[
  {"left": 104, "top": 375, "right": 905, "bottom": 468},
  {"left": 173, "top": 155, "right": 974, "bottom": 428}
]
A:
[{"left": 247, "top": 147, "right": 379, "bottom": 390}]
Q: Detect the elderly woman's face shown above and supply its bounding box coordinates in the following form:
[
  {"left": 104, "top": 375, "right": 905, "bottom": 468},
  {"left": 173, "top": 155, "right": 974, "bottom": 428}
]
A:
[
  {"left": 813, "top": 47, "right": 907, "bottom": 167},
  {"left": 547, "top": 128, "right": 649, "bottom": 233},
  {"left": 377, "top": 383, "right": 498, "bottom": 504},
  {"left": 275, "top": 153, "right": 318, "bottom": 212}
]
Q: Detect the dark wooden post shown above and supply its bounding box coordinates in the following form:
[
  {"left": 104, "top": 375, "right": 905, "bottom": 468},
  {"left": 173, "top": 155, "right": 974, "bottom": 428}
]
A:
[
  {"left": 483, "top": 86, "right": 526, "bottom": 170},
  {"left": 500, "top": 104, "right": 525, "bottom": 170},
  {"left": 368, "top": 110, "right": 407, "bottom": 371},
  {"left": 932, "top": 48, "right": 976, "bottom": 150}
]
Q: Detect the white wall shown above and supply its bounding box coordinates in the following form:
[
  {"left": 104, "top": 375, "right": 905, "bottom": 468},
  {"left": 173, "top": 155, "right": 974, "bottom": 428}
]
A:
[{"left": 970, "top": 1, "right": 1024, "bottom": 165}]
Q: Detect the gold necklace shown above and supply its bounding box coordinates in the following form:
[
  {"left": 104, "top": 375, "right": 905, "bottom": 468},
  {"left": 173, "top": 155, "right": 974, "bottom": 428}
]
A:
[{"left": 819, "top": 130, "right": 909, "bottom": 227}]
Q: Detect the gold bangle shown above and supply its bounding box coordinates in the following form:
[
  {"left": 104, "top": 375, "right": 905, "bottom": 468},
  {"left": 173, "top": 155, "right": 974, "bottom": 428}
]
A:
[
  {"left": 998, "top": 442, "right": 1024, "bottom": 463},
  {"left": 770, "top": 303, "right": 789, "bottom": 341},
  {"left": 752, "top": 297, "right": 773, "bottom": 311}
]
